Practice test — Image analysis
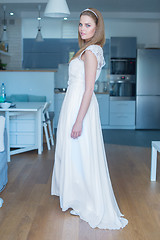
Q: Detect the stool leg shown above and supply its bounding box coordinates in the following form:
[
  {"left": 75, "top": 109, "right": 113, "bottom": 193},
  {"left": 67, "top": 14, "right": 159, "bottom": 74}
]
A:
[
  {"left": 44, "top": 123, "right": 51, "bottom": 150},
  {"left": 150, "top": 146, "right": 157, "bottom": 181},
  {"left": 48, "top": 120, "right": 54, "bottom": 146}
]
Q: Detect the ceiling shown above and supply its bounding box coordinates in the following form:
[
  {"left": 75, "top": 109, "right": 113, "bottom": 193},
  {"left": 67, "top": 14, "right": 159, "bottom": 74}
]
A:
[{"left": 0, "top": 0, "right": 160, "bottom": 20}]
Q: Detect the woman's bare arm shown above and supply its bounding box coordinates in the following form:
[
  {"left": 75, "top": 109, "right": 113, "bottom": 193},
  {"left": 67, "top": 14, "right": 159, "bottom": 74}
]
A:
[{"left": 71, "top": 50, "right": 97, "bottom": 139}]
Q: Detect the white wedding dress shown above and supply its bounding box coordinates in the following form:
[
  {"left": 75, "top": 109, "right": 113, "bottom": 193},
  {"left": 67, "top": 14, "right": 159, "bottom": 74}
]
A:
[{"left": 51, "top": 45, "right": 128, "bottom": 230}]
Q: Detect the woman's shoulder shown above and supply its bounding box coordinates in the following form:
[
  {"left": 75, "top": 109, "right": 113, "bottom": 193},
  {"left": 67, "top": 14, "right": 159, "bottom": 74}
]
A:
[
  {"left": 82, "top": 44, "right": 103, "bottom": 59},
  {"left": 84, "top": 45, "right": 105, "bottom": 69},
  {"left": 85, "top": 44, "right": 103, "bottom": 52}
]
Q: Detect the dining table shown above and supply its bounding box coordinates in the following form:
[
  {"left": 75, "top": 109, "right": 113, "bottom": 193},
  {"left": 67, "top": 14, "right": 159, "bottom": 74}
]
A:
[{"left": 0, "top": 102, "right": 45, "bottom": 162}]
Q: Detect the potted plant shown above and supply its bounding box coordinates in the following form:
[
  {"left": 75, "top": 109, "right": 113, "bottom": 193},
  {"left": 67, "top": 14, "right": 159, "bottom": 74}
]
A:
[{"left": 0, "top": 59, "right": 7, "bottom": 70}]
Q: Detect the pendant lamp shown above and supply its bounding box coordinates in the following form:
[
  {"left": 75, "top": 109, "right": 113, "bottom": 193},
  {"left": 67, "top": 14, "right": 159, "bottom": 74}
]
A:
[
  {"left": 36, "top": 5, "right": 44, "bottom": 42},
  {"left": 44, "top": 0, "right": 70, "bottom": 18},
  {"left": 1, "top": 5, "right": 8, "bottom": 42}
]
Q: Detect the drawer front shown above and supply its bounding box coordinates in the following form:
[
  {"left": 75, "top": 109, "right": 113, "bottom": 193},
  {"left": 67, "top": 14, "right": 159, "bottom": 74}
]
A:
[
  {"left": 16, "top": 120, "right": 35, "bottom": 132},
  {"left": 10, "top": 134, "right": 17, "bottom": 145},
  {"left": 110, "top": 101, "right": 135, "bottom": 113},
  {"left": 17, "top": 134, "right": 35, "bottom": 145},
  {"left": 16, "top": 113, "right": 35, "bottom": 120},
  {"left": 110, "top": 113, "right": 135, "bottom": 126},
  {"left": 10, "top": 120, "right": 17, "bottom": 132}
]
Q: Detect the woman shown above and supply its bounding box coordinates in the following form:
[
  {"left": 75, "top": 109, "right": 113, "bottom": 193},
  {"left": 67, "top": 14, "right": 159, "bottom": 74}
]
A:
[{"left": 51, "top": 8, "right": 128, "bottom": 230}]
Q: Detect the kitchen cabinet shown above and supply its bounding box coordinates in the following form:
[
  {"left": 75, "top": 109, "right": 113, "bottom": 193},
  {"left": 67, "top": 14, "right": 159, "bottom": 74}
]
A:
[
  {"left": 96, "top": 94, "right": 109, "bottom": 128},
  {"left": 10, "top": 113, "right": 36, "bottom": 147},
  {"left": 23, "top": 39, "right": 79, "bottom": 69},
  {"left": 54, "top": 93, "right": 110, "bottom": 129},
  {"left": 54, "top": 93, "right": 136, "bottom": 130},
  {"left": 54, "top": 93, "right": 65, "bottom": 129},
  {"left": 109, "top": 100, "right": 135, "bottom": 129},
  {"left": 111, "top": 37, "right": 137, "bottom": 58}
]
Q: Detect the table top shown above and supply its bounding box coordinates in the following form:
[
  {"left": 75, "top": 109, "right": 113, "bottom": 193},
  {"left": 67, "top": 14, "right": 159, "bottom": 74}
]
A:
[{"left": 0, "top": 102, "right": 45, "bottom": 112}]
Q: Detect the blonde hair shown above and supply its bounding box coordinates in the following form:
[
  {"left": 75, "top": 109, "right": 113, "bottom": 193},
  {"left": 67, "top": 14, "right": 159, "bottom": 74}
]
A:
[{"left": 71, "top": 8, "right": 105, "bottom": 61}]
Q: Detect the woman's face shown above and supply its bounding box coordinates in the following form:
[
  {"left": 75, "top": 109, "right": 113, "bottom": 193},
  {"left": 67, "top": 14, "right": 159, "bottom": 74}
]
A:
[{"left": 79, "top": 15, "right": 96, "bottom": 42}]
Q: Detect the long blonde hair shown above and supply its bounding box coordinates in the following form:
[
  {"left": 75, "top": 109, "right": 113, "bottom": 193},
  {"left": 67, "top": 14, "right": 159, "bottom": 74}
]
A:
[{"left": 71, "top": 8, "right": 105, "bottom": 61}]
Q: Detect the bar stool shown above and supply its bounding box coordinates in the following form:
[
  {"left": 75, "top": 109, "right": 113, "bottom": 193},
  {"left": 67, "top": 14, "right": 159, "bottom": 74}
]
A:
[
  {"left": 150, "top": 141, "right": 160, "bottom": 181},
  {"left": 43, "top": 102, "right": 54, "bottom": 150}
]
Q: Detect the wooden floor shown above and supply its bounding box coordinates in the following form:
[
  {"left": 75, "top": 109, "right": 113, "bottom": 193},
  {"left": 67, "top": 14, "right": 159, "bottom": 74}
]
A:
[{"left": 0, "top": 138, "right": 160, "bottom": 240}]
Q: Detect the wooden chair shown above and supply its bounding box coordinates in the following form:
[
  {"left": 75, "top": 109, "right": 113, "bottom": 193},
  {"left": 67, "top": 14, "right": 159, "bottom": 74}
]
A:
[
  {"left": 150, "top": 141, "right": 160, "bottom": 181},
  {"left": 43, "top": 102, "right": 54, "bottom": 150}
]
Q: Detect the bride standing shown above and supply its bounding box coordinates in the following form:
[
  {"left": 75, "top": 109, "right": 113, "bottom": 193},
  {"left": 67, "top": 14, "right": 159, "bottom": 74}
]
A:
[{"left": 51, "top": 8, "right": 128, "bottom": 230}]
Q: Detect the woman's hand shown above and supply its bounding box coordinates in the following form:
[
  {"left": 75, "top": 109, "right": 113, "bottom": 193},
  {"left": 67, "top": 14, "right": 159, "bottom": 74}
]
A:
[{"left": 71, "top": 121, "right": 83, "bottom": 139}]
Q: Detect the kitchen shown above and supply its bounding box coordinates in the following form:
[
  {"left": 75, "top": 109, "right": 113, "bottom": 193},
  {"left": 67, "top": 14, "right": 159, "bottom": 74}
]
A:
[
  {"left": 0, "top": 0, "right": 160, "bottom": 239},
  {"left": 0, "top": 1, "right": 160, "bottom": 131}
]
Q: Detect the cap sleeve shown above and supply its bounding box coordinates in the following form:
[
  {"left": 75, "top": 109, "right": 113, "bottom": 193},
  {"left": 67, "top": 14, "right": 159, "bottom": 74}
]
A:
[{"left": 79, "top": 45, "right": 105, "bottom": 69}]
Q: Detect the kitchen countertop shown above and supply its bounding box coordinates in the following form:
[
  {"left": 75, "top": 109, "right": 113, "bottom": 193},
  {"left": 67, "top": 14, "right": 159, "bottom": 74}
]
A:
[
  {"left": 95, "top": 92, "right": 109, "bottom": 94},
  {"left": 54, "top": 90, "right": 109, "bottom": 94},
  {"left": 0, "top": 70, "right": 57, "bottom": 72}
]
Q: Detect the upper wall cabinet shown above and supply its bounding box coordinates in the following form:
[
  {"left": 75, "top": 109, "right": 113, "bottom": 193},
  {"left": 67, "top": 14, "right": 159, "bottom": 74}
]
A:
[
  {"left": 23, "top": 38, "right": 110, "bottom": 70},
  {"left": 23, "top": 39, "right": 79, "bottom": 69},
  {"left": 111, "top": 37, "right": 137, "bottom": 58}
]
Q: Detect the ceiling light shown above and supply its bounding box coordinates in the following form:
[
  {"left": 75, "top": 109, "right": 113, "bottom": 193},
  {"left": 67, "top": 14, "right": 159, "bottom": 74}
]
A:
[
  {"left": 1, "top": 5, "right": 8, "bottom": 42},
  {"left": 10, "top": 12, "right": 14, "bottom": 16},
  {"left": 64, "top": 17, "right": 68, "bottom": 20},
  {"left": 36, "top": 5, "right": 44, "bottom": 42},
  {"left": 44, "top": 0, "right": 70, "bottom": 18},
  {"left": 36, "top": 27, "right": 44, "bottom": 42}
]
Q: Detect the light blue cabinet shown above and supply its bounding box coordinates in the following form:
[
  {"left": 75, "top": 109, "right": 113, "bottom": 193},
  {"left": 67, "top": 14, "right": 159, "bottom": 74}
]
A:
[
  {"left": 54, "top": 94, "right": 136, "bottom": 130},
  {"left": 96, "top": 94, "right": 109, "bottom": 128},
  {"left": 10, "top": 113, "right": 36, "bottom": 147},
  {"left": 54, "top": 93, "right": 65, "bottom": 128},
  {"left": 109, "top": 100, "right": 135, "bottom": 129},
  {"left": 54, "top": 93, "right": 110, "bottom": 129}
]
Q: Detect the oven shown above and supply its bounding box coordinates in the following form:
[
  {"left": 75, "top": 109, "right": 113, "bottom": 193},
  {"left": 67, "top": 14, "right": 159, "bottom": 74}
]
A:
[
  {"left": 109, "top": 58, "right": 136, "bottom": 99},
  {"left": 111, "top": 58, "right": 136, "bottom": 75},
  {"left": 109, "top": 75, "right": 136, "bottom": 98}
]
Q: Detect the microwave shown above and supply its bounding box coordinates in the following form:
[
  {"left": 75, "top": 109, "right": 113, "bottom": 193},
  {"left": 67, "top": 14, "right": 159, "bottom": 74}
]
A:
[{"left": 110, "top": 58, "right": 136, "bottom": 75}]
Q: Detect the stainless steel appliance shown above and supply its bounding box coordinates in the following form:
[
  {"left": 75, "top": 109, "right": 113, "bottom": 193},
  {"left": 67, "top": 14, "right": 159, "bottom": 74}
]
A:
[
  {"left": 136, "top": 49, "right": 160, "bottom": 129},
  {"left": 109, "top": 58, "right": 136, "bottom": 99},
  {"left": 111, "top": 58, "right": 136, "bottom": 75},
  {"left": 109, "top": 75, "right": 136, "bottom": 98}
]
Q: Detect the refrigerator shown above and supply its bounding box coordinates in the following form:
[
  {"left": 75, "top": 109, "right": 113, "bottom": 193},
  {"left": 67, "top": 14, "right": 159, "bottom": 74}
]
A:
[{"left": 136, "top": 49, "right": 160, "bottom": 129}]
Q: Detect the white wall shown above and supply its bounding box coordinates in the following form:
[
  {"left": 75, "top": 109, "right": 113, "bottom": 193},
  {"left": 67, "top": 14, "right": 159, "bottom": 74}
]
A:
[
  {"left": 22, "top": 18, "right": 63, "bottom": 38},
  {"left": 105, "top": 19, "right": 160, "bottom": 47},
  {"left": 22, "top": 18, "right": 160, "bottom": 47}
]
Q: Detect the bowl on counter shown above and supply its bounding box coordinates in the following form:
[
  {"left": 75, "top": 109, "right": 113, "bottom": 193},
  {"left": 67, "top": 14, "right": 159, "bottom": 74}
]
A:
[{"left": 0, "top": 102, "right": 11, "bottom": 109}]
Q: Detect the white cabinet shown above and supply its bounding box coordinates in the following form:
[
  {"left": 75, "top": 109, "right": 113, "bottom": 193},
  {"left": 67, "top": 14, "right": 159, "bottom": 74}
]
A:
[
  {"left": 54, "top": 93, "right": 65, "bottom": 128},
  {"left": 10, "top": 113, "right": 36, "bottom": 147},
  {"left": 96, "top": 94, "right": 109, "bottom": 128},
  {"left": 109, "top": 100, "right": 135, "bottom": 129}
]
